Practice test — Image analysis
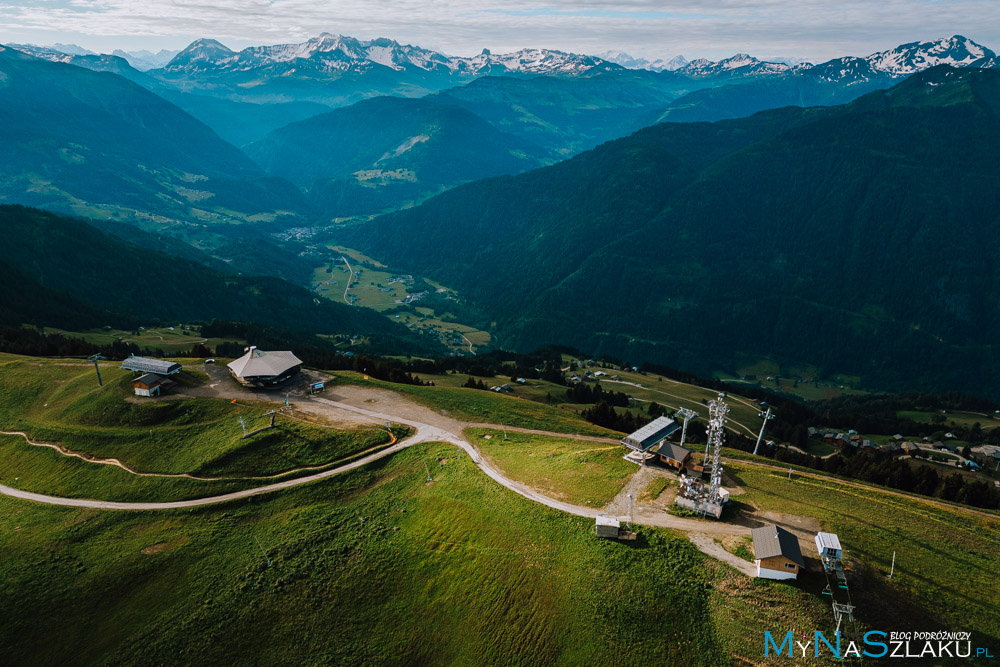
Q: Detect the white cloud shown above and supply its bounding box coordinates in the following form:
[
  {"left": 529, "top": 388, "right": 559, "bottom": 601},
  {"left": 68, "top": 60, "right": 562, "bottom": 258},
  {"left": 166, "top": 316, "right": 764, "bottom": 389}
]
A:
[{"left": 0, "top": 0, "right": 996, "bottom": 62}]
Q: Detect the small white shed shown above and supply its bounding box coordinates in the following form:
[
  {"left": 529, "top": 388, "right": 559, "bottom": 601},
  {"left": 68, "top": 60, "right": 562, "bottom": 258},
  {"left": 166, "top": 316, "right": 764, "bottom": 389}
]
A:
[
  {"left": 815, "top": 532, "right": 843, "bottom": 559},
  {"left": 595, "top": 515, "right": 620, "bottom": 538}
]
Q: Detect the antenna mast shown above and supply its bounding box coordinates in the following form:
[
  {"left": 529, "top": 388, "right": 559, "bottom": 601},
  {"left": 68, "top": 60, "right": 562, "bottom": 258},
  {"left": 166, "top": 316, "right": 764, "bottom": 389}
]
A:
[{"left": 706, "top": 393, "right": 729, "bottom": 503}]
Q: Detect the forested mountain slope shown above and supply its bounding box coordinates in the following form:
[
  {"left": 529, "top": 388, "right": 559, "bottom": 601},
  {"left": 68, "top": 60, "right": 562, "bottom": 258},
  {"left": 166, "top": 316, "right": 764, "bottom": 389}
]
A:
[
  {"left": 0, "top": 206, "right": 436, "bottom": 353},
  {"left": 345, "top": 67, "right": 1000, "bottom": 394}
]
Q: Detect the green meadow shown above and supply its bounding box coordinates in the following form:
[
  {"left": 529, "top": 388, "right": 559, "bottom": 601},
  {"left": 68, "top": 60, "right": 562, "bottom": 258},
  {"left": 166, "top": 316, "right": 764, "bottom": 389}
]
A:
[
  {"left": 0, "top": 444, "right": 830, "bottom": 666},
  {"left": 0, "top": 357, "right": 402, "bottom": 501},
  {"left": 467, "top": 427, "right": 632, "bottom": 506}
]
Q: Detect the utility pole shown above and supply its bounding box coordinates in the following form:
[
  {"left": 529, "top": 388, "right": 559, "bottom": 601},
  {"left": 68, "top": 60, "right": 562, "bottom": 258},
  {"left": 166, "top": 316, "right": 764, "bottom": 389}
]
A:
[
  {"left": 888, "top": 551, "right": 896, "bottom": 579},
  {"left": 500, "top": 420, "right": 508, "bottom": 441},
  {"left": 423, "top": 459, "right": 432, "bottom": 482},
  {"left": 752, "top": 407, "right": 775, "bottom": 456},
  {"left": 87, "top": 354, "right": 106, "bottom": 387}
]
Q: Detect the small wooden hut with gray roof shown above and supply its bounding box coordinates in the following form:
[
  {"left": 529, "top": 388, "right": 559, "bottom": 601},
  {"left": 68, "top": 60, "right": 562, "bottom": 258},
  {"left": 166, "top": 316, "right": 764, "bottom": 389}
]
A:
[{"left": 751, "top": 524, "right": 804, "bottom": 580}]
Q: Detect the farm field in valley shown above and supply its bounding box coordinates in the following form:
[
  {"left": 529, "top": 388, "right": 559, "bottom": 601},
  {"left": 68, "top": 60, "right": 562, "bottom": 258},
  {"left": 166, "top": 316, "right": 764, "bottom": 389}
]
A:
[{"left": 311, "top": 246, "right": 491, "bottom": 353}]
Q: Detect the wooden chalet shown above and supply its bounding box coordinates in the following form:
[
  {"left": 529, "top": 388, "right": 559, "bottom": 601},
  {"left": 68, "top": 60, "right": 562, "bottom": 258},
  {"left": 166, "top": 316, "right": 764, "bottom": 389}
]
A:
[
  {"left": 751, "top": 524, "right": 804, "bottom": 580},
  {"left": 652, "top": 441, "right": 692, "bottom": 471},
  {"left": 133, "top": 373, "right": 172, "bottom": 397}
]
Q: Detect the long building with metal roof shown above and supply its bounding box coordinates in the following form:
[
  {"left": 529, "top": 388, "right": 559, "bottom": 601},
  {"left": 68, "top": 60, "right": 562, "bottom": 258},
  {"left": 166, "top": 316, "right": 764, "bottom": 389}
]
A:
[
  {"left": 120, "top": 355, "right": 182, "bottom": 376},
  {"left": 621, "top": 416, "right": 681, "bottom": 451}
]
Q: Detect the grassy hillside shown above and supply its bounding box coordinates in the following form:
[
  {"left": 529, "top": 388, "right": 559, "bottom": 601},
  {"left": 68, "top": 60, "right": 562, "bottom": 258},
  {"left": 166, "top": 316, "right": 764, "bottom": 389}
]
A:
[
  {"left": 1, "top": 351, "right": 997, "bottom": 662},
  {"left": 0, "top": 442, "right": 832, "bottom": 666},
  {"left": 0, "top": 356, "right": 401, "bottom": 500},
  {"left": 247, "top": 96, "right": 549, "bottom": 219},
  {"left": 730, "top": 463, "right": 1000, "bottom": 653},
  {"left": 333, "top": 371, "right": 620, "bottom": 436},
  {"left": 467, "top": 427, "right": 632, "bottom": 506}
]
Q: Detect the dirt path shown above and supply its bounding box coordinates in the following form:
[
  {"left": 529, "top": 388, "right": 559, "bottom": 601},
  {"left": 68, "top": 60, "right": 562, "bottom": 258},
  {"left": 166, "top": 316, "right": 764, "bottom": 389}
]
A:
[
  {"left": 0, "top": 429, "right": 397, "bottom": 482},
  {"left": 604, "top": 465, "right": 657, "bottom": 516},
  {"left": 688, "top": 533, "right": 756, "bottom": 576},
  {"left": 6, "top": 373, "right": 989, "bottom": 572},
  {"left": 0, "top": 386, "right": 753, "bottom": 568}
]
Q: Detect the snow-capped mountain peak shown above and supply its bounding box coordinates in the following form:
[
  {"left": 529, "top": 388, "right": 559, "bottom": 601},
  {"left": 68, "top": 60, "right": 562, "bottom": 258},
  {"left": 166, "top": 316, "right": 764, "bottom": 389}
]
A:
[
  {"left": 164, "top": 38, "right": 236, "bottom": 71},
  {"left": 461, "top": 47, "right": 607, "bottom": 75},
  {"left": 866, "top": 35, "right": 997, "bottom": 75},
  {"left": 680, "top": 53, "right": 794, "bottom": 77},
  {"left": 661, "top": 55, "right": 689, "bottom": 71},
  {"left": 595, "top": 50, "right": 687, "bottom": 71}
]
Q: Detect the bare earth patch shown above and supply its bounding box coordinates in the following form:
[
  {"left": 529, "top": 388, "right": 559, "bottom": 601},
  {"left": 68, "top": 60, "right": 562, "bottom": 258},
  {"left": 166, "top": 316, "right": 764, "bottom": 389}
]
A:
[{"left": 141, "top": 536, "right": 188, "bottom": 555}]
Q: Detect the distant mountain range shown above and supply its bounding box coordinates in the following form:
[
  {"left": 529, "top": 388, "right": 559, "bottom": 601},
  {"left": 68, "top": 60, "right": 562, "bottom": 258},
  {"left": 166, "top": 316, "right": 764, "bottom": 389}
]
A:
[
  {"left": 1, "top": 33, "right": 997, "bottom": 228},
  {"left": 343, "top": 66, "right": 1000, "bottom": 396},
  {"left": 599, "top": 35, "right": 997, "bottom": 80},
  {"left": 162, "top": 34, "right": 608, "bottom": 77},
  {"left": 22, "top": 33, "right": 996, "bottom": 84},
  {"left": 2, "top": 32, "right": 1000, "bottom": 389},
  {"left": 597, "top": 51, "right": 688, "bottom": 72},
  {"left": 7, "top": 33, "right": 991, "bottom": 151},
  {"left": 112, "top": 48, "right": 180, "bottom": 71}
]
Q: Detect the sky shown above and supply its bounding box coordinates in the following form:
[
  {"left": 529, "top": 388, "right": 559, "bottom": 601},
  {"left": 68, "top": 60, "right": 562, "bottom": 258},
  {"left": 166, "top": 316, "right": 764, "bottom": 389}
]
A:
[{"left": 0, "top": 0, "right": 997, "bottom": 62}]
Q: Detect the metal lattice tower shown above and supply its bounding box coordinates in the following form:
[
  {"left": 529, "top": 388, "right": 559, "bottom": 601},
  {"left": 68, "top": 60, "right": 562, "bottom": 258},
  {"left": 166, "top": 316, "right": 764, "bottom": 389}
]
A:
[
  {"left": 675, "top": 408, "right": 699, "bottom": 447},
  {"left": 706, "top": 393, "right": 729, "bottom": 502}
]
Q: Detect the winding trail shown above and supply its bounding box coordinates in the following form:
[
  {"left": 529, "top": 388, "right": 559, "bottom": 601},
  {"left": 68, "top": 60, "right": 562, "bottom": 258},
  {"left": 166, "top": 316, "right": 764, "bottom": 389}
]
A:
[
  {"left": 0, "top": 395, "right": 750, "bottom": 538},
  {"left": 4, "top": 378, "right": 992, "bottom": 575},
  {"left": 0, "top": 428, "right": 397, "bottom": 482},
  {"left": 341, "top": 256, "right": 355, "bottom": 305}
]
